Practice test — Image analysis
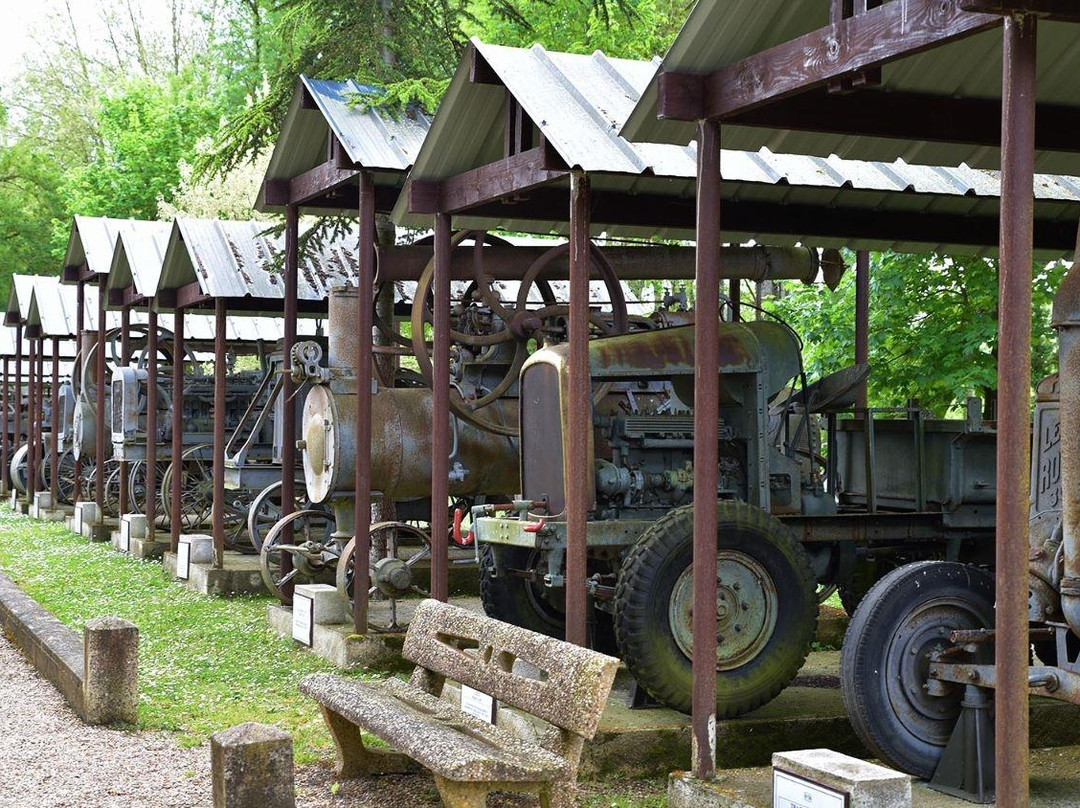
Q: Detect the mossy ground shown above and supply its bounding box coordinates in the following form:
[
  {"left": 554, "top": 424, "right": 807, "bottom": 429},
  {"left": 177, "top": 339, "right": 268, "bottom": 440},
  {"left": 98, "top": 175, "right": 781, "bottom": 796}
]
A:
[{"left": 0, "top": 509, "right": 668, "bottom": 804}]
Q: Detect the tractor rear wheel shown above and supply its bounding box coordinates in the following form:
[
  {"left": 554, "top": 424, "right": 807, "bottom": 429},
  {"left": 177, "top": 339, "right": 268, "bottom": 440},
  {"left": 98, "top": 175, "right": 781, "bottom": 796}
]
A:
[
  {"left": 613, "top": 500, "right": 818, "bottom": 717},
  {"left": 480, "top": 546, "right": 565, "bottom": 637},
  {"left": 840, "top": 561, "right": 995, "bottom": 778}
]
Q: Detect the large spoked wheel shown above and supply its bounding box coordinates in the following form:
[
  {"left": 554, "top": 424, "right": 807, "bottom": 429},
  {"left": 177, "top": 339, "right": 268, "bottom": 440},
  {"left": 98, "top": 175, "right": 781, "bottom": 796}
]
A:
[
  {"left": 479, "top": 545, "right": 565, "bottom": 637},
  {"left": 840, "top": 561, "right": 995, "bottom": 779},
  {"left": 247, "top": 479, "right": 330, "bottom": 553},
  {"left": 9, "top": 443, "right": 29, "bottom": 495},
  {"left": 103, "top": 463, "right": 122, "bottom": 518},
  {"left": 614, "top": 500, "right": 818, "bottom": 717},
  {"left": 53, "top": 449, "right": 77, "bottom": 505},
  {"left": 127, "top": 459, "right": 171, "bottom": 515},
  {"left": 160, "top": 444, "right": 214, "bottom": 530},
  {"left": 336, "top": 522, "right": 432, "bottom": 632},
  {"left": 259, "top": 509, "right": 338, "bottom": 604}
]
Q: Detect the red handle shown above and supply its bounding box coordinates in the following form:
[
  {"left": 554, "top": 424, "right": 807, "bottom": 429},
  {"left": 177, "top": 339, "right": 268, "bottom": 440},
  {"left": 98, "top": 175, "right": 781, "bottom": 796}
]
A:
[
  {"left": 452, "top": 508, "right": 473, "bottom": 546},
  {"left": 523, "top": 517, "right": 547, "bottom": 534}
]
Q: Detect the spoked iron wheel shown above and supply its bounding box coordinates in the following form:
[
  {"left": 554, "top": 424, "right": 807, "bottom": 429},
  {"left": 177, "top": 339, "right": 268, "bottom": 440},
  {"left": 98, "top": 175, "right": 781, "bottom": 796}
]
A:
[
  {"left": 160, "top": 444, "right": 214, "bottom": 530},
  {"left": 258, "top": 509, "right": 339, "bottom": 604},
  {"left": 336, "top": 522, "right": 432, "bottom": 632},
  {"left": 53, "top": 449, "right": 77, "bottom": 505},
  {"left": 102, "top": 464, "right": 123, "bottom": 518},
  {"left": 247, "top": 479, "right": 331, "bottom": 553},
  {"left": 127, "top": 459, "right": 171, "bottom": 516}
]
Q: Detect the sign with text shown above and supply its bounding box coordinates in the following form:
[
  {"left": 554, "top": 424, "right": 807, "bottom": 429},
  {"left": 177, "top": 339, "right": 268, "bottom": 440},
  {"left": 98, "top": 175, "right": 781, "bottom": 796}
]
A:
[
  {"left": 460, "top": 685, "right": 497, "bottom": 724},
  {"left": 292, "top": 593, "right": 314, "bottom": 646},
  {"left": 73, "top": 505, "right": 83, "bottom": 535},
  {"left": 773, "top": 770, "right": 847, "bottom": 808},
  {"left": 176, "top": 541, "right": 191, "bottom": 581},
  {"left": 119, "top": 519, "right": 131, "bottom": 552}
]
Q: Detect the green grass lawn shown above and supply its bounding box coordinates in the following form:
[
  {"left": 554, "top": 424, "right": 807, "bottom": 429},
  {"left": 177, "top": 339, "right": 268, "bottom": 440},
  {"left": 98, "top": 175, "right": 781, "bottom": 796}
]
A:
[{"left": 0, "top": 508, "right": 353, "bottom": 762}]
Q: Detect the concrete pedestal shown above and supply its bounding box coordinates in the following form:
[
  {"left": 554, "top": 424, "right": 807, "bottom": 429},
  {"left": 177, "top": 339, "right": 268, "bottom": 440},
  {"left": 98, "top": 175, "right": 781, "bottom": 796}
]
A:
[
  {"left": 163, "top": 550, "right": 266, "bottom": 597},
  {"left": 211, "top": 722, "right": 294, "bottom": 808},
  {"left": 773, "top": 750, "right": 911, "bottom": 807},
  {"left": 30, "top": 492, "right": 53, "bottom": 518},
  {"left": 267, "top": 604, "right": 406, "bottom": 671},
  {"left": 292, "top": 584, "right": 347, "bottom": 626},
  {"left": 82, "top": 617, "right": 139, "bottom": 725}
]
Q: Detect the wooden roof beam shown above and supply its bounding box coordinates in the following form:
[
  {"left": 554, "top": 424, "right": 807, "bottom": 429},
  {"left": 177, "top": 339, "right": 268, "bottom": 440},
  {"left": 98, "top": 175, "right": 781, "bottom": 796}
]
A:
[{"left": 960, "top": 0, "right": 1080, "bottom": 21}]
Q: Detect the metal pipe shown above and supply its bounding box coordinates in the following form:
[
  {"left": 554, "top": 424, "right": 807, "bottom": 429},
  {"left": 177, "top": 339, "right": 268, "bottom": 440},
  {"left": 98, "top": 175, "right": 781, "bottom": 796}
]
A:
[
  {"left": 146, "top": 308, "right": 157, "bottom": 543},
  {"left": 374, "top": 245, "right": 840, "bottom": 285},
  {"left": 73, "top": 282, "right": 84, "bottom": 503},
  {"left": 26, "top": 334, "right": 36, "bottom": 503},
  {"left": 692, "top": 118, "right": 722, "bottom": 781},
  {"left": 430, "top": 213, "right": 451, "bottom": 602},
  {"left": 854, "top": 250, "right": 870, "bottom": 412},
  {"left": 354, "top": 171, "right": 376, "bottom": 632},
  {"left": 212, "top": 298, "right": 227, "bottom": 568},
  {"left": 95, "top": 275, "right": 106, "bottom": 511},
  {"left": 565, "top": 171, "right": 591, "bottom": 647},
  {"left": 118, "top": 306, "right": 131, "bottom": 516},
  {"left": 280, "top": 204, "right": 299, "bottom": 598},
  {"left": 728, "top": 278, "right": 741, "bottom": 322},
  {"left": 50, "top": 338, "right": 59, "bottom": 505},
  {"left": 13, "top": 323, "right": 21, "bottom": 498},
  {"left": 36, "top": 338, "right": 44, "bottom": 502},
  {"left": 170, "top": 307, "right": 185, "bottom": 553},
  {"left": 1, "top": 357, "right": 8, "bottom": 494},
  {"left": 996, "top": 14, "right": 1037, "bottom": 806}
]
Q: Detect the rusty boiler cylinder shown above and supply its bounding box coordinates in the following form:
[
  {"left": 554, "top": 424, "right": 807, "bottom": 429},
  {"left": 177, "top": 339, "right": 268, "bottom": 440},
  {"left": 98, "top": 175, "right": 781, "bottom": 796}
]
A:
[
  {"left": 301, "top": 384, "right": 520, "bottom": 504},
  {"left": 327, "top": 286, "right": 360, "bottom": 370}
]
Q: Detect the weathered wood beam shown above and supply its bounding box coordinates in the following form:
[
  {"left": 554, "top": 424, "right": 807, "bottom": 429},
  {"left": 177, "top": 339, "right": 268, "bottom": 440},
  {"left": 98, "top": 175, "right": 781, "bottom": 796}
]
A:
[
  {"left": 730, "top": 89, "right": 1080, "bottom": 152},
  {"left": 658, "top": 0, "right": 1001, "bottom": 121},
  {"left": 408, "top": 144, "right": 568, "bottom": 214},
  {"left": 960, "top": 0, "right": 1080, "bottom": 20},
  {"left": 288, "top": 160, "right": 359, "bottom": 205},
  {"left": 61, "top": 265, "right": 95, "bottom": 284}
]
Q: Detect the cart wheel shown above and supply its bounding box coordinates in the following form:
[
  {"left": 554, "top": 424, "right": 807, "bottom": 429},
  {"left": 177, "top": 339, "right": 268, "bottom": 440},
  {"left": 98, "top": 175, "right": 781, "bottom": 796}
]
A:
[
  {"left": 614, "top": 500, "right": 818, "bottom": 717},
  {"left": 55, "top": 449, "right": 77, "bottom": 505},
  {"left": 160, "top": 444, "right": 213, "bottom": 529},
  {"left": 840, "top": 561, "right": 995, "bottom": 778},
  {"left": 127, "top": 459, "right": 170, "bottom": 515},
  {"left": 336, "top": 522, "right": 432, "bottom": 632},
  {"left": 247, "top": 479, "right": 328, "bottom": 553},
  {"left": 8, "top": 443, "right": 28, "bottom": 495},
  {"left": 103, "top": 464, "right": 122, "bottom": 518},
  {"left": 479, "top": 545, "right": 565, "bottom": 637},
  {"left": 259, "top": 509, "right": 337, "bottom": 604}
]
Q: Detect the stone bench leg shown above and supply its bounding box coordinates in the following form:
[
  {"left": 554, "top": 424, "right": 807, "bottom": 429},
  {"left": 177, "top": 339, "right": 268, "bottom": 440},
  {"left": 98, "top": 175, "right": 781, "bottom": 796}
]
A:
[
  {"left": 319, "top": 706, "right": 416, "bottom": 778},
  {"left": 431, "top": 777, "right": 573, "bottom": 808}
]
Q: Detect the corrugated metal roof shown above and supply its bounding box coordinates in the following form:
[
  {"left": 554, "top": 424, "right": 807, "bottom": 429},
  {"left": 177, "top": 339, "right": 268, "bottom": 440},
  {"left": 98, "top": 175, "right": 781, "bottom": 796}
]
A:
[
  {"left": 5, "top": 274, "right": 38, "bottom": 323},
  {"left": 622, "top": 0, "right": 1080, "bottom": 174},
  {"left": 62, "top": 216, "right": 132, "bottom": 277},
  {"left": 157, "top": 218, "right": 359, "bottom": 306},
  {"left": 394, "top": 40, "right": 1080, "bottom": 257},
  {"left": 107, "top": 221, "right": 173, "bottom": 298},
  {"left": 257, "top": 75, "right": 432, "bottom": 212},
  {"left": 26, "top": 276, "right": 77, "bottom": 337}
]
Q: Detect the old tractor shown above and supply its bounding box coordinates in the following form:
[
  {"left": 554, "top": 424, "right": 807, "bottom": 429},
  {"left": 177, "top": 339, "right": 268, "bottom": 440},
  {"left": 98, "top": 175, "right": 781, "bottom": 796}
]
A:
[
  {"left": 472, "top": 279, "right": 1003, "bottom": 718},
  {"left": 836, "top": 259, "right": 1080, "bottom": 798}
]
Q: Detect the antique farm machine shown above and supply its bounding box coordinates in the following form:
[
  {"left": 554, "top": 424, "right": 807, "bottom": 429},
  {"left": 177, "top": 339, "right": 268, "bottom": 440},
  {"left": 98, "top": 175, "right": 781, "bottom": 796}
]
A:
[{"left": 836, "top": 259, "right": 1080, "bottom": 798}]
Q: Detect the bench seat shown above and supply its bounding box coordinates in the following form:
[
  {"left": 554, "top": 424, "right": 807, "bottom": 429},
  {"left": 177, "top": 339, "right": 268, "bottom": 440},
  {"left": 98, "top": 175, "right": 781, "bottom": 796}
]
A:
[{"left": 301, "top": 672, "right": 569, "bottom": 783}]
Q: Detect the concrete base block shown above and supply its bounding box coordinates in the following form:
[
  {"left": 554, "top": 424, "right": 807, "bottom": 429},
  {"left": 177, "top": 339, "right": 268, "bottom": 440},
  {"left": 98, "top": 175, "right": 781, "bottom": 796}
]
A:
[
  {"left": 773, "top": 749, "right": 911, "bottom": 807},
  {"left": 267, "top": 604, "right": 406, "bottom": 671},
  {"left": 128, "top": 536, "right": 165, "bottom": 560},
  {"left": 180, "top": 534, "right": 214, "bottom": 564},
  {"left": 33, "top": 491, "right": 54, "bottom": 511},
  {"left": 73, "top": 501, "right": 100, "bottom": 536},
  {"left": 211, "top": 722, "right": 294, "bottom": 808},
  {"left": 163, "top": 551, "right": 266, "bottom": 597},
  {"left": 668, "top": 772, "right": 760, "bottom": 808},
  {"left": 82, "top": 617, "right": 139, "bottom": 725},
  {"left": 293, "top": 583, "right": 347, "bottom": 626},
  {"left": 37, "top": 508, "right": 68, "bottom": 522},
  {"left": 10, "top": 494, "right": 29, "bottom": 515}
]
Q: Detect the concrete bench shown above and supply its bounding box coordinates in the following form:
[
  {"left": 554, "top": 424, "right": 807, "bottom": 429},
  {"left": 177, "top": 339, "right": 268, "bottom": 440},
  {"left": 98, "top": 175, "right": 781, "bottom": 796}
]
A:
[{"left": 300, "top": 599, "right": 619, "bottom": 808}]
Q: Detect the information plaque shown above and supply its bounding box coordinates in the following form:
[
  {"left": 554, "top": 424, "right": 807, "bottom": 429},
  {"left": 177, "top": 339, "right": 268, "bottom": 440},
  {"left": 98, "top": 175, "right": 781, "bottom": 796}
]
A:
[
  {"left": 773, "top": 770, "right": 847, "bottom": 808},
  {"left": 176, "top": 541, "right": 191, "bottom": 581},
  {"left": 292, "top": 593, "right": 314, "bottom": 646},
  {"left": 460, "top": 684, "right": 497, "bottom": 724}
]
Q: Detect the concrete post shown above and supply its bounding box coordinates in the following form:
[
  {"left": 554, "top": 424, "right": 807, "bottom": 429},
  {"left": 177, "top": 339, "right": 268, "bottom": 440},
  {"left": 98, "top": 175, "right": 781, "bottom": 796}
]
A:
[
  {"left": 81, "top": 616, "right": 138, "bottom": 725},
  {"left": 211, "top": 722, "right": 295, "bottom": 808}
]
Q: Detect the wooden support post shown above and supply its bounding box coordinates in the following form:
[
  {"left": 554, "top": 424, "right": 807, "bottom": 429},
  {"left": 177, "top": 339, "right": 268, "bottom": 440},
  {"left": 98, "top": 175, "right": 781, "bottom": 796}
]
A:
[
  {"left": 170, "top": 307, "right": 185, "bottom": 553},
  {"left": 565, "top": 170, "right": 591, "bottom": 648},
  {"left": 430, "top": 213, "right": 451, "bottom": 602},
  {"left": 692, "top": 119, "right": 722, "bottom": 781},
  {"left": 146, "top": 308, "right": 158, "bottom": 541},
  {"left": 280, "top": 204, "right": 299, "bottom": 598},
  {"left": 995, "top": 13, "right": 1037, "bottom": 806},
  {"left": 353, "top": 172, "right": 376, "bottom": 632},
  {"left": 854, "top": 250, "right": 870, "bottom": 413},
  {"left": 212, "top": 297, "right": 227, "bottom": 569}
]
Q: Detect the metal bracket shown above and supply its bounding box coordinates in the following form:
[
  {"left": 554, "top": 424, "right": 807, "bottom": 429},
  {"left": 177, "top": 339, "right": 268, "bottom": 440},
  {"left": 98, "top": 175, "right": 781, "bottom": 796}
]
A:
[{"left": 928, "top": 684, "right": 995, "bottom": 803}]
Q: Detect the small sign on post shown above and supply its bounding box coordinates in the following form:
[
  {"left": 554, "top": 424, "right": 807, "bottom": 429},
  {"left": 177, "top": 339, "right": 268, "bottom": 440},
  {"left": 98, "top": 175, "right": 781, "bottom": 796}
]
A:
[
  {"left": 773, "top": 770, "right": 847, "bottom": 808},
  {"left": 73, "top": 505, "right": 83, "bottom": 535},
  {"left": 119, "top": 519, "right": 131, "bottom": 552},
  {"left": 176, "top": 541, "right": 191, "bottom": 581},
  {"left": 292, "top": 592, "right": 314, "bottom": 646},
  {"left": 460, "top": 684, "right": 497, "bottom": 724}
]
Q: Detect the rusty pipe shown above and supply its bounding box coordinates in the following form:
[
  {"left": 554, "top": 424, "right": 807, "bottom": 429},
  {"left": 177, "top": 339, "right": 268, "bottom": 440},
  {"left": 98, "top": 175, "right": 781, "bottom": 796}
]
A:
[{"left": 1053, "top": 257, "right": 1080, "bottom": 635}]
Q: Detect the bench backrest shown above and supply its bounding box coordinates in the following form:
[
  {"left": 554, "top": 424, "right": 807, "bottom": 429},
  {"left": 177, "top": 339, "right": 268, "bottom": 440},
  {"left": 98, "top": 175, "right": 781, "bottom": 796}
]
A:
[{"left": 402, "top": 599, "right": 619, "bottom": 739}]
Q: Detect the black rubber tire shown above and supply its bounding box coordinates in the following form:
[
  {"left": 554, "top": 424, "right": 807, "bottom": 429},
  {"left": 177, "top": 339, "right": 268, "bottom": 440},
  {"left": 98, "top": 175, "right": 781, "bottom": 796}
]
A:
[
  {"left": 839, "top": 557, "right": 897, "bottom": 616},
  {"left": 840, "top": 561, "right": 995, "bottom": 779},
  {"left": 613, "top": 500, "right": 818, "bottom": 717},
  {"left": 479, "top": 546, "right": 565, "bottom": 638}
]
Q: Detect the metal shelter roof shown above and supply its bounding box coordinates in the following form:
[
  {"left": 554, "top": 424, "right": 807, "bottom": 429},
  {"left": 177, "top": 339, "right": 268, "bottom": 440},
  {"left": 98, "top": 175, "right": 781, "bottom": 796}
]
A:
[
  {"left": 4, "top": 274, "right": 38, "bottom": 325},
  {"left": 394, "top": 39, "right": 1080, "bottom": 258},
  {"left": 26, "top": 276, "right": 79, "bottom": 338},
  {"left": 62, "top": 216, "right": 135, "bottom": 278},
  {"left": 621, "top": 0, "right": 1080, "bottom": 175},
  {"left": 106, "top": 220, "right": 173, "bottom": 299},
  {"left": 155, "top": 218, "right": 358, "bottom": 314},
  {"left": 256, "top": 75, "right": 432, "bottom": 213}
]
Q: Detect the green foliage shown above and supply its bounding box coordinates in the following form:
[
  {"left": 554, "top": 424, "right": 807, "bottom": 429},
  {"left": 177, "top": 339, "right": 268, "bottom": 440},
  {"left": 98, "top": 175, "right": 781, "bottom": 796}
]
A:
[
  {"left": 764, "top": 251, "right": 1067, "bottom": 416},
  {"left": 0, "top": 139, "right": 65, "bottom": 304}
]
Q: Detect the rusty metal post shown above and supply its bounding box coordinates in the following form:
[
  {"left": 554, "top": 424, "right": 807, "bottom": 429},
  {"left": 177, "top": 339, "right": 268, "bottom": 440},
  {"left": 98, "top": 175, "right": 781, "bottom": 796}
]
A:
[
  {"left": 430, "top": 212, "right": 451, "bottom": 603},
  {"left": 118, "top": 306, "right": 131, "bottom": 515},
  {"left": 566, "top": 170, "right": 591, "bottom": 648},
  {"left": 1, "top": 357, "right": 8, "bottom": 493},
  {"left": 855, "top": 250, "right": 870, "bottom": 412},
  {"left": 95, "top": 275, "right": 106, "bottom": 511},
  {"left": 353, "top": 172, "right": 376, "bottom": 631},
  {"left": 36, "top": 339, "right": 44, "bottom": 500},
  {"left": 26, "top": 334, "right": 37, "bottom": 503},
  {"left": 212, "top": 297, "right": 227, "bottom": 568},
  {"left": 146, "top": 308, "right": 158, "bottom": 541},
  {"left": 170, "top": 306, "right": 185, "bottom": 553},
  {"left": 728, "top": 278, "right": 741, "bottom": 322},
  {"left": 995, "top": 14, "right": 1037, "bottom": 806},
  {"left": 692, "top": 118, "right": 722, "bottom": 780},
  {"left": 73, "top": 282, "right": 84, "bottom": 503},
  {"left": 280, "top": 204, "right": 299, "bottom": 597},
  {"left": 50, "top": 337, "right": 59, "bottom": 505}
]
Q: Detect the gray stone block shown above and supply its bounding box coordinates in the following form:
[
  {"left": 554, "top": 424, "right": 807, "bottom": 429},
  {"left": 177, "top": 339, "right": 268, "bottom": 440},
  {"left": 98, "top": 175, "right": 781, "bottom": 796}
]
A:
[
  {"left": 293, "top": 584, "right": 347, "bottom": 625},
  {"left": 74, "top": 501, "right": 100, "bottom": 536},
  {"left": 773, "top": 749, "right": 912, "bottom": 807},
  {"left": 211, "top": 722, "right": 295, "bottom": 808},
  {"left": 181, "top": 534, "right": 214, "bottom": 564},
  {"left": 82, "top": 617, "right": 139, "bottom": 725}
]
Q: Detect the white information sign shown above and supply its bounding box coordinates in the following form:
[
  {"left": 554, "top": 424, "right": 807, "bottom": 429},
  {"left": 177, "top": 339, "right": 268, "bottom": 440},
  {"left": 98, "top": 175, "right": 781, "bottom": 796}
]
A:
[
  {"left": 176, "top": 541, "right": 191, "bottom": 581},
  {"left": 119, "top": 519, "right": 131, "bottom": 552},
  {"left": 292, "top": 593, "right": 314, "bottom": 646},
  {"left": 73, "top": 505, "right": 83, "bottom": 535},
  {"left": 773, "top": 770, "right": 847, "bottom": 808},
  {"left": 460, "top": 685, "right": 497, "bottom": 724}
]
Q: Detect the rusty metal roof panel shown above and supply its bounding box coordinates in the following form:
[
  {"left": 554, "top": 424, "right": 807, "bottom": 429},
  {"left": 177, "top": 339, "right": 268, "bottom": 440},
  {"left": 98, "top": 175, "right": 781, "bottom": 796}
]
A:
[
  {"left": 621, "top": 0, "right": 1080, "bottom": 173},
  {"left": 107, "top": 220, "right": 173, "bottom": 298}
]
